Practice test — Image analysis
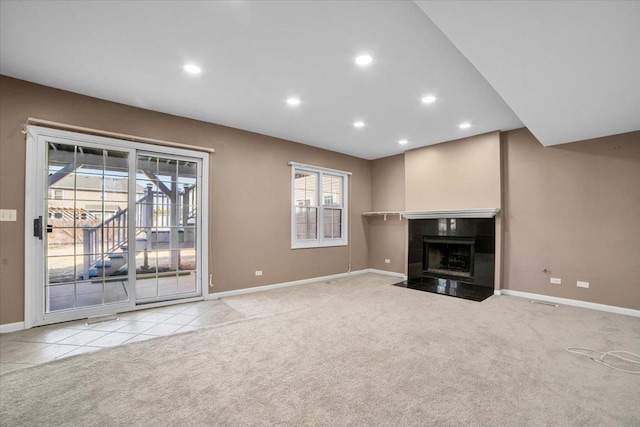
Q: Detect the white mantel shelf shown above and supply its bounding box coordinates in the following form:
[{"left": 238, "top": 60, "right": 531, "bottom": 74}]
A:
[{"left": 362, "top": 208, "right": 500, "bottom": 220}]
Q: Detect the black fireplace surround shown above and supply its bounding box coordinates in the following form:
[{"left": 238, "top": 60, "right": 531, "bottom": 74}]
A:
[{"left": 396, "top": 217, "right": 495, "bottom": 301}]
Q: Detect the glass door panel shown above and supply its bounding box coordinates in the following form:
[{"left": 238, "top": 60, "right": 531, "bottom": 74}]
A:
[
  {"left": 135, "top": 153, "right": 201, "bottom": 302},
  {"left": 45, "top": 142, "right": 130, "bottom": 313}
]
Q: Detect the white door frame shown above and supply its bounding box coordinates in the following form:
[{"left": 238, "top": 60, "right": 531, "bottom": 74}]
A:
[{"left": 24, "top": 125, "right": 209, "bottom": 328}]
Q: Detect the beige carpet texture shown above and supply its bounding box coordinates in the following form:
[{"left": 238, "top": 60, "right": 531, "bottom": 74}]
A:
[{"left": 1, "top": 274, "right": 639, "bottom": 426}]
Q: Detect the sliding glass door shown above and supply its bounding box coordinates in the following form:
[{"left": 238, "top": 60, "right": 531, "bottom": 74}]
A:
[{"left": 26, "top": 126, "right": 208, "bottom": 326}]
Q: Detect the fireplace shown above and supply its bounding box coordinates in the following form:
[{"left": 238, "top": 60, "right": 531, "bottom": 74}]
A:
[
  {"left": 424, "top": 237, "right": 475, "bottom": 279},
  {"left": 397, "top": 217, "right": 496, "bottom": 302}
]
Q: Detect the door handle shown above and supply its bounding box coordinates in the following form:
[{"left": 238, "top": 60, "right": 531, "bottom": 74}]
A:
[
  {"left": 33, "top": 216, "right": 43, "bottom": 240},
  {"left": 34, "top": 217, "right": 53, "bottom": 239}
]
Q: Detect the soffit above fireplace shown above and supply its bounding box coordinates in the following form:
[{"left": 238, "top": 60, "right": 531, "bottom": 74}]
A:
[{"left": 362, "top": 208, "right": 500, "bottom": 220}]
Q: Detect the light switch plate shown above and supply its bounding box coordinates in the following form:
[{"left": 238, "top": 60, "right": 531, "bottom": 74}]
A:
[{"left": 0, "top": 209, "right": 17, "bottom": 221}]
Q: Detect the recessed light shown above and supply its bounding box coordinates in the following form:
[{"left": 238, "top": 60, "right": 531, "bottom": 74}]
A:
[
  {"left": 286, "top": 97, "right": 301, "bottom": 106},
  {"left": 421, "top": 95, "right": 437, "bottom": 104},
  {"left": 183, "top": 64, "right": 202, "bottom": 74},
  {"left": 355, "top": 54, "right": 373, "bottom": 66},
  {"left": 353, "top": 121, "right": 365, "bottom": 128},
  {"left": 459, "top": 122, "right": 471, "bottom": 129},
  {"left": 398, "top": 139, "right": 409, "bottom": 145}
]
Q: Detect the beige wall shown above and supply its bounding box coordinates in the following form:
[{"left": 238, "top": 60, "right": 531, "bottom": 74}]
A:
[
  {"left": 0, "top": 76, "right": 371, "bottom": 324},
  {"left": 404, "top": 131, "right": 501, "bottom": 211},
  {"left": 369, "top": 155, "right": 406, "bottom": 274},
  {"left": 403, "top": 132, "right": 503, "bottom": 288},
  {"left": 367, "top": 128, "right": 640, "bottom": 308},
  {"left": 2, "top": 76, "right": 637, "bottom": 324},
  {"left": 371, "top": 154, "right": 405, "bottom": 212},
  {"left": 502, "top": 128, "right": 640, "bottom": 309}
]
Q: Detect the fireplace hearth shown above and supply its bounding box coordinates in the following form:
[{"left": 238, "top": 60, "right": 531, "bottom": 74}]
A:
[{"left": 395, "top": 217, "right": 496, "bottom": 302}]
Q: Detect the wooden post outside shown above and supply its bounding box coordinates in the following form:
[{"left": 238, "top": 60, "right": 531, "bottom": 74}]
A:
[
  {"left": 170, "top": 172, "right": 180, "bottom": 271},
  {"left": 83, "top": 227, "right": 92, "bottom": 280},
  {"left": 182, "top": 186, "right": 190, "bottom": 227},
  {"left": 144, "top": 184, "right": 153, "bottom": 269}
]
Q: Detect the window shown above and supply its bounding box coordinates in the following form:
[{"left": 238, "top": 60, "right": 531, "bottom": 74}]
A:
[
  {"left": 48, "top": 189, "right": 64, "bottom": 200},
  {"left": 290, "top": 162, "right": 349, "bottom": 248}
]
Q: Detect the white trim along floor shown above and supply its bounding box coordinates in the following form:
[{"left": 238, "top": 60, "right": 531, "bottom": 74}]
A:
[{"left": 2, "top": 270, "right": 637, "bottom": 374}]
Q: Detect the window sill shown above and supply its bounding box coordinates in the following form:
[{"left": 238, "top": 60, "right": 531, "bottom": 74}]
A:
[{"left": 291, "top": 240, "right": 348, "bottom": 249}]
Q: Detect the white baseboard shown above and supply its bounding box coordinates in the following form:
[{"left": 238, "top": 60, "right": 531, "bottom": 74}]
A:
[
  {"left": 0, "top": 321, "right": 25, "bottom": 334},
  {"left": 208, "top": 269, "right": 367, "bottom": 299},
  {"left": 366, "top": 268, "right": 407, "bottom": 279},
  {"left": 208, "top": 268, "right": 407, "bottom": 300},
  {"left": 494, "top": 290, "right": 502, "bottom": 296},
  {"left": 499, "top": 289, "right": 640, "bottom": 318}
]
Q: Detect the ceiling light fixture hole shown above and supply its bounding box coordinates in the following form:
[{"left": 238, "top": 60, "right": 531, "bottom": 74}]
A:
[
  {"left": 421, "top": 95, "right": 437, "bottom": 104},
  {"left": 183, "top": 64, "right": 202, "bottom": 75},
  {"left": 355, "top": 55, "right": 373, "bottom": 66}
]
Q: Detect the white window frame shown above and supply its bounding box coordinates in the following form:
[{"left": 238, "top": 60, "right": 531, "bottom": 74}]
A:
[{"left": 289, "top": 162, "right": 350, "bottom": 249}]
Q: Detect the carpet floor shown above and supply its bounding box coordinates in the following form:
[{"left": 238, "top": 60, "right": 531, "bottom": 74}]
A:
[{"left": 1, "top": 273, "right": 639, "bottom": 426}]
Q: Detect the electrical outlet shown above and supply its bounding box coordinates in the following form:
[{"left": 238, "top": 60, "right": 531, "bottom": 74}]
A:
[
  {"left": 384, "top": 259, "right": 391, "bottom": 264},
  {"left": 0, "top": 209, "right": 17, "bottom": 221},
  {"left": 550, "top": 277, "right": 561, "bottom": 285},
  {"left": 577, "top": 281, "right": 589, "bottom": 288},
  {"left": 255, "top": 270, "right": 263, "bottom": 276}
]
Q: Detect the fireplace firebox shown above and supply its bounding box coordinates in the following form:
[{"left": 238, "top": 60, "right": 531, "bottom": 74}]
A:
[{"left": 424, "top": 237, "right": 475, "bottom": 279}]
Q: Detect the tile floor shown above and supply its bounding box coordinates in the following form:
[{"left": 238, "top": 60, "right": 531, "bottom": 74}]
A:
[{"left": 0, "top": 299, "right": 245, "bottom": 374}]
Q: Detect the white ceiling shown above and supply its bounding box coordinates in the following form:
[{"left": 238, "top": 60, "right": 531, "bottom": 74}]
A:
[
  {"left": 416, "top": 1, "right": 640, "bottom": 146},
  {"left": 0, "top": 1, "right": 637, "bottom": 159}
]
